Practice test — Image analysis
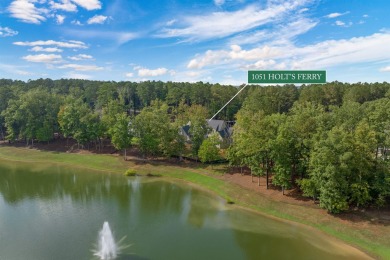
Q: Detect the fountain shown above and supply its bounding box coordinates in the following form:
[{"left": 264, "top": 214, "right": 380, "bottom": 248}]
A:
[{"left": 94, "top": 221, "right": 118, "bottom": 260}]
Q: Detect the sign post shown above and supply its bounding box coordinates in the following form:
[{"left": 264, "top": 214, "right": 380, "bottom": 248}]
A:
[
  {"left": 248, "top": 70, "right": 326, "bottom": 84},
  {"left": 209, "top": 70, "right": 327, "bottom": 121}
]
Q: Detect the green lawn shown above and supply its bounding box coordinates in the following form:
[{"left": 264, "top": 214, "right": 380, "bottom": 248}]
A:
[{"left": 0, "top": 145, "right": 389, "bottom": 259}]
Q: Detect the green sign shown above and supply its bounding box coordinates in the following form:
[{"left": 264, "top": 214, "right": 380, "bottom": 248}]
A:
[{"left": 248, "top": 70, "right": 326, "bottom": 84}]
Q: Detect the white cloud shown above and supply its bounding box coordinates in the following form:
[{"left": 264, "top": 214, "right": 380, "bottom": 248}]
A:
[
  {"left": 64, "top": 29, "right": 137, "bottom": 45},
  {"left": 299, "top": 8, "right": 309, "bottom": 13},
  {"left": 22, "top": 54, "right": 62, "bottom": 63},
  {"left": 87, "top": 15, "right": 108, "bottom": 24},
  {"left": 214, "top": 0, "right": 225, "bottom": 6},
  {"left": 29, "top": 46, "right": 63, "bottom": 52},
  {"left": 8, "top": 0, "right": 101, "bottom": 24},
  {"left": 68, "top": 54, "right": 94, "bottom": 60},
  {"left": 291, "top": 32, "right": 390, "bottom": 69},
  {"left": 125, "top": 72, "right": 134, "bottom": 77},
  {"left": 243, "top": 59, "right": 277, "bottom": 70},
  {"left": 188, "top": 50, "right": 226, "bottom": 69},
  {"left": 171, "top": 69, "right": 212, "bottom": 83},
  {"left": 326, "top": 13, "right": 342, "bottom": 18},
  {"left": 14, "top": 40, "right": 87, "bottom": 49},
  {"left": 380, "top": 66, "right": 390, "bottom": 72},
  {"left": 0, "top": 63, "right": 34, "bottom": 76},
  {"left": 56, "top": 14, "right": 65, "bottom": 24},
  {"left": 326, "top": 11, "right": 349, "bottom": 19},
  {"left": 64, "top": 72, "right": 92, "bottom": 79},
  {"left": 219, "top": 75, "right": 245, "bottom": 86},
  {"left": 186, "top": 71, "right": 203, "bottom": 78},
  {"left": 71, "top": 20, "right": 83, "bottom": 26},
  {"left": 137, "top": 67, "right": 169, "bottom": 77},
  {"left": 16, "top": 70, "right": 33, "bottom": 76},
  {"left": 117, "top": 33, "right": 137, "bottom": 44},
  {"left": 186, "top": 31, "right": 390, "bottom": 71},
  {"left": 188, "top": 45, "right": 283, "bottom": 69},
  {"left": 49, "top": 0, "right": 77, "bottom": 12},
  {"left": 59, "top": 64, "right": 103, "bottom": 71},
  {"left": 335, "top": 20, "right": 352, "bottom": 27},
  {"left": 0, "top": 26, "right": 18, "bottom": 37},
  {"left": 71, "top": 0, "right": 102, "bottom": 10},
  {"left": 166, "top": 19, "right": 176, "bottom": 26},
  {"left": 8, "top": 0, "right": 47, "bottom": 24},
  {"left": 229, "top": 17, "right": 317, "bottom": 46},
  {"left": 158, "top": 0, "right": 311, "bottom": 41}
]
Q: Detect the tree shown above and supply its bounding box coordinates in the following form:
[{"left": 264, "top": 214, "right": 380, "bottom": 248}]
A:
[
  {"left": 110, "top": 113, "right": 132, "bottom": 160},
  {"left": 306, "top": 121, "right": 380, "bottom": 213},
  {"left": 0, "top": 85, "right": 16, "bottom": 140},
  {"left": 198, "top": 132, "right": 221, "bottom": 164},
  {"left": 363, "top": 98, "right": 390, "bottom": 159},
  {"left": 58, "top": 98, "right": 102, "bottom": 148},
  {"left": 133, "top": 100, "right": 184, "bottom": 158},
  {"left": 185, "top": 105, "right": 210, "bottom": 157},
  {"left": 209, "top": 84, "right": 241, "bottom": 120},
  {"left": 189, "top": 81, "right": 211, "bottom": 106},
  {"left": 133, "top": 101, "right": 165, "bottom": 157},
  {"left": 75, "top": 110, "right": 101, "bottom": 148},
  {"left": 136, "top": 81, "right": 158, "bottom": 107},
  {"left": 2, "top": 88, "right": 61, "bottom": 145},
  {"left": 117, "top": 82, "right": 140, "bottom": 114},
  {"left": 159, "top": 123, "right": 185, "bottom": 158},
  {"left": 58, "top": 99, "right": 80, "bottom": 141},
  {"left": 166, "top": 82, "right": 184, "bottom": 107},
  {"left": 101, "top": 100, "right": 125, "bottom": 138},
  {"left": 330, "top": 101, "right": 364, "bottom": 131},
  {"left": 232, "top": 108, "right": 285, "bottom": 189},
  {"left": 96, "top": 82, "right": 119, "bottom": 109},
  {"left": 272, "top": 102, "right": 326, "bottom": 193},
  {"left": 242, "top": 85, "right": 298, "bottom": 115}
]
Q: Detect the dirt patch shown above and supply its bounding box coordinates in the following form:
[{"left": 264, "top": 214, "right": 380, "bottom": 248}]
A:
[
  {"left": 1, "top": 138, "right": 117, "bottom": 154},
  {"left": 220, "top": 173, "right": 316, "bottom": 206},
  {"left": 219, "top": 171, "right": 390, "bottom": 225}
]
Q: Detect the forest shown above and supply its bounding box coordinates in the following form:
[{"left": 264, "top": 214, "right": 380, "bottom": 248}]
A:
[{"left": 0, "top": 78, "right": 389, "bottom": 213}]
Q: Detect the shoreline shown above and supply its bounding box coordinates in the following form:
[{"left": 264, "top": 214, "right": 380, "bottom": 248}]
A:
[{"left": 0, "top": 145, "right": 388, "bottom": 259}]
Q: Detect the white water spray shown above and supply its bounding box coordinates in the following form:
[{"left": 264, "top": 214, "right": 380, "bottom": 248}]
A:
[{"left": 94, "top": 221, "right": 118, "bottom": 260}]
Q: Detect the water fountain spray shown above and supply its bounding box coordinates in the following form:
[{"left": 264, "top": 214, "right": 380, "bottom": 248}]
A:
[{"left": 94, "top": 221, "right": 118, "bottom": 260}]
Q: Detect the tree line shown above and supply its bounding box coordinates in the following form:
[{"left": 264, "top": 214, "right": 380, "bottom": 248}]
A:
[{"left": 0, "top": 78, "right": 389, "bottom": 213}]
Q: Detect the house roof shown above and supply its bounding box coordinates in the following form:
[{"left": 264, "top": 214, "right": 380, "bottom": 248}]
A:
[
  {"left": 181, "top": 124, "right": 190, "bottom": 137},
  {"left": 180, "top": 119, "right": 233, "bottom": 140},
  {"left": 206, "top": 119, "right": 226, "bottom": 132}
]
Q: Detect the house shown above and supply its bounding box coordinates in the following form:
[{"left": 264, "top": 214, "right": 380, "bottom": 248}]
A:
[
  {"left": 179, "top": 119, "right": 233, "bottom": 146},
  {"left": 206, "top": 119, "right": 232, "bottom": 141},
  {"left": 378, "top": 147, "right": 390, "bottom": 160},
  {"left": 179, "top": 124, "right": 191, "bottom": 142}
]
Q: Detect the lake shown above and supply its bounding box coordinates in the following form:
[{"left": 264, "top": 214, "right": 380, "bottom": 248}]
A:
[{"left": 0, "top": 159, "right": 370, "bottom": 259}]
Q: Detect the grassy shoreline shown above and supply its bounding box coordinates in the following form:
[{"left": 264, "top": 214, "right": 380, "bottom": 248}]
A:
[{"left": 0, "top": 145, "right": 388, "bottom": 259}]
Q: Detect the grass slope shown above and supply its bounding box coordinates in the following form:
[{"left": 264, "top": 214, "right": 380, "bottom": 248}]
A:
[{"left": 0, "top": 146, "right": 388, "bottom": 259}]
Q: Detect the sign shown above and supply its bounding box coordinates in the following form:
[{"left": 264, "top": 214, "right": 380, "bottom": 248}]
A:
[{"left": 248, "top": 70, "right": 326, "bottom": 84}]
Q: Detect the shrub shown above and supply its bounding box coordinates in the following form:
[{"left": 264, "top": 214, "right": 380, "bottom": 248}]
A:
[{"left": 124, "top": 169, "right": 137, "bottom": 176}]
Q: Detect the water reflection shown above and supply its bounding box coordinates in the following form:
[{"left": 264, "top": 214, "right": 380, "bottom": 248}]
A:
[{"left": 0, "top": 159, "right": 370, "bottom": 260}]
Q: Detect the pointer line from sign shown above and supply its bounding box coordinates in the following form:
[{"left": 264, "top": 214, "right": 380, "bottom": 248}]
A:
[{"left": 208, "top": 84, "right": 249, "bottom": 121}]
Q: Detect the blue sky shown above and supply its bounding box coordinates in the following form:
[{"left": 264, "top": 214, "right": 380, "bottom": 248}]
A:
[{"left": 0, "top": 0, "right": 389, "bottom": 84}]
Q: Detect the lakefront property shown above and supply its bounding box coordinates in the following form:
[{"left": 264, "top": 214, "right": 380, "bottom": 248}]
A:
[
  {"left": 1, "top": 0, "right": 390, "bottom": 259},
  {"left": 1, "top": 79, "right": 390, "bottom": 259}
]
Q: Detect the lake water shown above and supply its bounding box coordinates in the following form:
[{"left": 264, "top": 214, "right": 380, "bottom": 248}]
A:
[{"left": 0, "top": 159, "right": 370, "bottom": 260}]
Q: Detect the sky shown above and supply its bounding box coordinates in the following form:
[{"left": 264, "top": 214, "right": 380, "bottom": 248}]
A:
[{"left": 0, "top": 0, "right": 389, "bottom": 85}]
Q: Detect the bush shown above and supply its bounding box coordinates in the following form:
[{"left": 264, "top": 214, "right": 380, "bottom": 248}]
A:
[{"left": 124, "top": 169, "right": 137, "bottom": 176}]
